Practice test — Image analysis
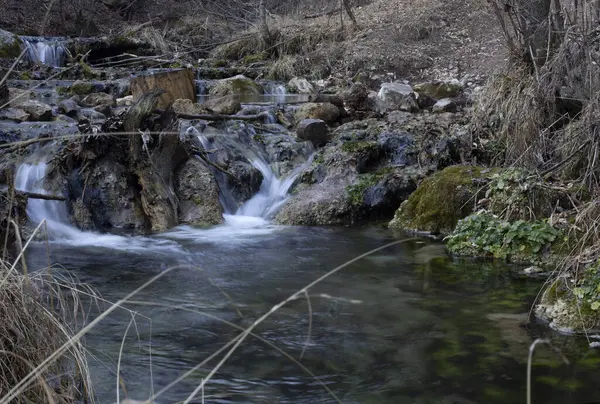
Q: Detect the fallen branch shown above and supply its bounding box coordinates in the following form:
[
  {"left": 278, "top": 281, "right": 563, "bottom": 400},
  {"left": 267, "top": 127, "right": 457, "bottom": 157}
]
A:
[
  {"left": 18, "top": 191, "right": 65, "bottom": 201},
  {"left": 175, "top": 112, "right": 265, "bottom": 121}
]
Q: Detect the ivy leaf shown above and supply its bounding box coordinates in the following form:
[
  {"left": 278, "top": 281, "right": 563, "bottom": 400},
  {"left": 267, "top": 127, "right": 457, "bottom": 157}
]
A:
[{"left": 591, "top": 301, "right": 600, "bottom": 311}]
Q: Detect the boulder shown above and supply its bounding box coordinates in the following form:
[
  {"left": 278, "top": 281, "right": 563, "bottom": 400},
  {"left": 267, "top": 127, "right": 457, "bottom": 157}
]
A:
[
  {"left": 377, "top": 82, "right": 419, "bottom": 112},
  {"left": 203, "top": 95, "right": 241, "bottom": 115},
  {"left": 209, "top": 75, "right": 263, "bottom": 96},
  {"left": 414, "top": 80, "right": 463, "bottom": 100},
  {"left": 342, "top": 83, "right": 370, "bottom": 111},
  {"left": 294, "top": 102, "right": 340, "bottom": 124},
  {"left": 58, "top": 98, "right": 80, "bottom": 118},
  {"left": 296, "top": 119, "right": 330, "bottom": 147},
  {"left": 288, "top": 77, "right": 314, "bottom": 94},
  {"left": 389, "top": 165, "right": 490, "bottom": 235},
  {"left": 0, "top": 108, "right": 29, "bottom": 122},
  {"left": 81, "top": 92, "right": 115, "bottom": 107},
  {"left": 433, "top": 98, "right": 457, "bottom": 113},
  {"left": 0, "top": 29, "right": 21, "bottom": 58},
  {"left": 7, "top": 88, "right": 34, "bottom": 107},
  {"left": 175, "top": 158, "right": 223, "bottom": 226},
  {"left": 173, "top": 99, "right": 210, "bottom": 116},
  {"left": 225, "top": 161, "right": 263, "bottom": 202},
  {"left": 117, "top": 95, "right": 134, "bottom": 106},
  {"left": 17, "top": 100, "right": 53, "bottom": 121}
]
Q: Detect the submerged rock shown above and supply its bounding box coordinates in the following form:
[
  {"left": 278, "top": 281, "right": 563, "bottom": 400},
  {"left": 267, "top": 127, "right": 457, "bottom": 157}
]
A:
[
  {"left": 209, "top": 75, "right": 263, "bottom": 96},
  {"left": 377, "top": 82, "right": 419, "bottom": 112},
  {"left": 175, "top": 158, "right": 223, "bottom": 226},
  {"left": 389, "top": 165, "right": 490, "bottom": 234}
]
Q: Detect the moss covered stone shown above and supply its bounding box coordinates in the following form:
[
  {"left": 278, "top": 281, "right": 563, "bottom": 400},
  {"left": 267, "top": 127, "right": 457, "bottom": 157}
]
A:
[
  {"left": 242, "top": 53, "right": 267, "bottom": 65},
  {"left": 389, "top": 165, "right": 492, "bottom": 234},
  {"left": 0, "top": 35, "right": 21, "bottom": 58},
  {"left": 341, "top": 141, "right": 379, "bottom": 154},
  {"left": 69, "top": 81, "right": 95, "bottom": 96},
  {"left": 209, "top": 74, "right": 263, "bottom": 96}
]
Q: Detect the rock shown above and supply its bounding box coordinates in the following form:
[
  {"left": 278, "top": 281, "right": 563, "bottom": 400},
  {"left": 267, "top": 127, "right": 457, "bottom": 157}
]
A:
[
  {"left": 0, "top": 108, "right": 29, "bottom": 122},
  {"left": 389, "top": 165, "right": 491, "bottom": 235},
  {"left": 296, "top": 119, "right": 330, "bottom": 147},
  {"left": 172, "top": 99, "right": 210, "bottom": 116},
  {"left": 386, "top": 110, "right": 412, "bottom": 125},
  {"left": 378, "top": 131, "right": 417, "bottom": 166},
  {"left": 294, "top": 102, "right": 340, "bottom": 124},
  {"left": 175, "top": 158, "right": 224, "bottom": 226},
  {"left": 7, "top": 88, "right": 34, "bottom": 107},
  {"left": 117, "top": 95, "right": 134, "bottom": 106},
  {"left": 226, "top": 161, "right": 263, "bottom": 202},
  {"left": 58, "top": 99, "right": 80, "bottom": 118},
  {"left": 79, "top": 109, "right": 106, "bottom": 123},
  {"left": 414, "top": 80, "right": 463, "bottom": 100},
  {"left": 209, "top": 75, "right": 263, "bottom": 96},
  {"left": 0, "top": 29, "right": 21, "bottom": 58},
  {"left": 17, "top": 100, "right": 53, "bottom": 121},
  {"left": 70, "top": 81, "right": 96, "bottom": 96},
  {"left": 81, "top": 92, "right": 115, "bottom": 107},
  {"left": 433, "top": 98, "right": 457, "bottom": 113},
  {"left": 342, "top": 83, "right": 370, "bottom": 111},
  {"left": 288, "top": 77, "right": 314, "bottom": 94},
  {"left": 203, "top": 95, "right": 241, "bottom": 115},
  {"left": 377, "top": 82, "right": 419, "bottom": 112}
]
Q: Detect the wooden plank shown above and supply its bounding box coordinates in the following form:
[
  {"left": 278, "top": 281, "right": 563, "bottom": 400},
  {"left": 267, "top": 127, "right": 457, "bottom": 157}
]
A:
[{"left": 130, "top": 68, "right": 196, "bottom": 110}]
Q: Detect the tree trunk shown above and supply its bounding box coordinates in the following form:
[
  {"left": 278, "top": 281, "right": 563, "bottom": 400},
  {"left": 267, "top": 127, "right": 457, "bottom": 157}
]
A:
[
  {"left": 259, "top": 0, "right": 271, "bottom": 48},
  {"left": 130, "top": 68, "right": 196, "bottom": 110},
  {"left": 342, "top": 0, "right": 358, "bottom": 27},
  {"left": 515, "top": 0, "right": 552, "bottom": 66}
]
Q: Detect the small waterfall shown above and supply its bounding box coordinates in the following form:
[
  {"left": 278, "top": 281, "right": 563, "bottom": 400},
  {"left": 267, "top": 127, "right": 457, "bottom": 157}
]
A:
[
  {"left": 264, "top": 83, "right": 287, "bottom": 103},
  {"left": 20, "top": 37, "right": 68, "bottom": 67},
  {"left": 189, "top": 127, "right": 312, "bottom": 222}
]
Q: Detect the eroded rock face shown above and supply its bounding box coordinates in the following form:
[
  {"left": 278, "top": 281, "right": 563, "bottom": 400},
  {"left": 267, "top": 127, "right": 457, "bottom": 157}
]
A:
[{"left": 175, "top": 158, "right": 223, "bottom": 226}]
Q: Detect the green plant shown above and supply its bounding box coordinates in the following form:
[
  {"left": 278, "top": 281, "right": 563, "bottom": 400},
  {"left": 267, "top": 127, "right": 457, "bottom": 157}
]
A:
[
  {"left": 446, "top": 211, "right": 563, "bottom": 262},
  {"left": 573, "top": 260, "right": 600, "bottom": 311}
]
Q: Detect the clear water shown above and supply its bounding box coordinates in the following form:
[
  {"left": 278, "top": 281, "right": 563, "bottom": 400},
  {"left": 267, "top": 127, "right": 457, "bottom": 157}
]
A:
[{"left": 23, "top": 226, "right": 600, "bottom": 404}]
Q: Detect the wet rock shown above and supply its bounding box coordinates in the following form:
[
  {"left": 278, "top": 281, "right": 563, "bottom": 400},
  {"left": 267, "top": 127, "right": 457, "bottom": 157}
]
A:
[
  {"left": 79, "top": 109, "right": 106, "bottom": 123},
  {"left": 378, "top": 131, "right": 417, "bottom": 166},
  {"left": 58, "top": 99, "right": 80, "bottom": 118},
  {"left": 81, "top": 92, "right": 115, "bottom": 107},
  {"left": 16, "top": 100, "right": 52, "bottom": 121},
  {"left": 203, "top": 94, "right": 241, "bottom": 115},
  {"left": 433, "top": 98, "right": 457, "bottom": 113},
  {"left": 377, "top": 82, "right": 419, "bottom": 112},
  {"left": 7, "top": 88, "right": 34, "bottom": 107},
  {"left": 294, "top": 102, "right": 340, "bottom": 124},
  {"left": 0, "top": 29, "right": 20, "bottom": 58},
  {"left": 209, "top": 75, "right": 263, "bottom": 96},
  {"left": 288, "top": 77, "right": 314, "bottom": 94},
  {"left": 341, "top": 83, "right": 370, "bottom": 112},
  {"left": 173, "top": 99, "right": 209, "bottom": 116},
  {"left": 389, "top": 165, "right": 490, "bottom": 234},
  {"left": 261, "top": 134, "right": 314, "bottom": 177},
  {"left": 296, "top": 119, "right": 330, "bottom": 147},
  {"left": 226, "top": 161, "right": 263, "bottom": 202},
  {"left": 70, "top": 81, "right": 96, "bottom": 96},
  {"left": 414, "top": 80, "right": 463, "bottom": 100},
  {"left": 117, "top": 95, "right": 134, "bottom": 106},
  {"left": 0, "top": 108, "right": 29, "bottom": 122},
  {"left": 175, "top": 158, "right": 223, "bottom": 226}
]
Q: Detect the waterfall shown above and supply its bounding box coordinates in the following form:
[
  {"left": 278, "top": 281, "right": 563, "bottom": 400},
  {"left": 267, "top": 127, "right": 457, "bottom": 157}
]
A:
[
  {"left": 189, "top": 127, "right": 312, "bottom": 222},
  {"left": 20, "top": 37, "right": 68, "bottom": 67},
  {"left": 264, "top": 83, "right": 287, "bottom": 104}
]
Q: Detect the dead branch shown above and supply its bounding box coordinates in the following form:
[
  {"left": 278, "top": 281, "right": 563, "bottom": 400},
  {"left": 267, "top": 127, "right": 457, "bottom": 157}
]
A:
[{"left": 17, "top": 191, "right": 65, "bottom": 201}]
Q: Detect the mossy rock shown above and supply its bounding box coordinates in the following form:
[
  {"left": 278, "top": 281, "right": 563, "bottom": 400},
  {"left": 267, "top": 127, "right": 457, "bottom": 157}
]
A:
[
  {"left": 242, "top": 53, "right": 267, "bottom": 65},
  {"left": 0, "top": 29, "right": 21, "bottom": 58},
  {"left": 413, "top": 81, "right": 463, "bottom": 100},
  {"left": 209, "top": 75, "right": 263, "bottom": 96},
  {"left": 69, "top": 81, "right": 95, "bottom": 96},
  {"left": 389, "top": 165, "right": 493, "bottom": 234}
]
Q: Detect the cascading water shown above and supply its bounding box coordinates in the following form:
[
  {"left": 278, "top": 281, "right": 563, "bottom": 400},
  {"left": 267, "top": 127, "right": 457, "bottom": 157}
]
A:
[{"left": 20, "top": 37, "right": 68, "bottom": 67}]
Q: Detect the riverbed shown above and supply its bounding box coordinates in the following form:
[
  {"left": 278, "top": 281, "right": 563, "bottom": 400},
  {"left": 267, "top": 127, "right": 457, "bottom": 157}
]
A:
[{"left": 24, "top": 220, "right": 600, "bottom": 404}]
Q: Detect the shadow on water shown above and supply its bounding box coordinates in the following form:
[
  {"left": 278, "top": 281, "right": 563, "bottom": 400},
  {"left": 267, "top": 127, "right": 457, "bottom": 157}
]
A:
[{"left": 23, "top": 225, "right": 600, "bottom": 404}]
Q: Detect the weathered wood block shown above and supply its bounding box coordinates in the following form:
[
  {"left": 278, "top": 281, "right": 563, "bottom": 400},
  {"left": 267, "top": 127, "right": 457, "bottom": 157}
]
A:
[{"left": 131, "top": 68, "right": 196, "bottom": 110}]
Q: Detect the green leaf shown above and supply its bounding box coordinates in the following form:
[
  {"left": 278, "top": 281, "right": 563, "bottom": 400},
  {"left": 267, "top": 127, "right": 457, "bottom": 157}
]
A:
[{"left": 591, "top": 301, "right": 600, "bottom": 311}]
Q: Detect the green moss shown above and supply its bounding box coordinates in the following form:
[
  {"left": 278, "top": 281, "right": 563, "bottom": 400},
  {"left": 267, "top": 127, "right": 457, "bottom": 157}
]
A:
[
  {"left": 70, "top": 82, "right": 95, "bottom": 96},
  {"left": 56, "top": 86, "right": 70, "bottom": 95},
  {"left": 389, "top": 165, "right": 493, "bottom": 234},
  {"left": 210, "top": 59, "right": 228, "bottom": 68},
  {"left": 347, "top": 167, "right": 394, "bottom": 206},
  {"left": 0, "top": 38, "right": 21, "bottom": 58},
  {"left": 341, "top": 141, "right": 378, "bottom": 154},
  {"left": 19, "top": 71, "right": 33, "bottom": 80},
  {"left": 242, "top": 53, "right": 267, "bottom": 65},
  {"left": 253, "top": 134, "right": 266, "bottom": 144},
  {"left": 79, "top": 61, "right": 97, "bottom": 79}
]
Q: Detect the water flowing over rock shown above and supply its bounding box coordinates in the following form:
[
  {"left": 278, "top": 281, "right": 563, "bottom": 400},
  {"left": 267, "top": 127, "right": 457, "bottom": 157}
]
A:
[
  {"left": 175, "top": 158, "right": 223, "bottom": 226},
  {"left": 20, "top": 36, "right": 68, "bottom": 67}
]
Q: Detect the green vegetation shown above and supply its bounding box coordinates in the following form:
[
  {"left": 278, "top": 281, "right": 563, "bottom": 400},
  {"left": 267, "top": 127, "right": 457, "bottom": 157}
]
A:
[
  {"left": 0, "top": 38, "right": 21, "bottom": 58},
  {"left": 446, "top": 212, "right": 563, "bottom": 264},
  {"left": 69, "top": 82, "right": 95, "bottom": 96},
  {"left": 341, "top": 141, "right": 379, "bottom": 154}
]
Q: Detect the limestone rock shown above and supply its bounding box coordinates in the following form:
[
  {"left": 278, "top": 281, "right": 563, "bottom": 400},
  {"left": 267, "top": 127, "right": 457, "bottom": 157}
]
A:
[
  {"left": 58, "top": 98, "right": 80, "bottom": 118},
  {"left": 296, "top": 119, "right": 330, "bottom": 147},
  {"left": 175, "top": 158, "right": 223, "bottom": 226},
  {"left": 377, "top": 82, "right": 419, "bottom": 112},
  {"left": 81, "top": 92, "right": 115, "bottom": 107},
  {"left": 342, "top": 83, "right": 370, "bottom": 111},
  {"left": 209, "top": 75, "right": 263, "bottom": 96},
  {"left": 0, "top": 29, "right": 21, "bottom": 58},
  {"left": 17, "top": 100, "right": 53, "bottom": 121},
  {"left": 433, "top": 98, "right": 457, "bottom": 113},
  {"left": 288, "top": 77, "right": 314, "bottom": 94},
  {"left": 173, "top": 99, "right": 210, "bottom": 116},
  {"left": 7, "top": 88, "right": 34, "bottom": 107},
  {"left": 0, "top": 108, "right": 29, "bottom": 122},
  {"left": 294, "top": 102, "right": 340, "bottom": 124},
  {"left": 203, "top": 94, "right": 241, "bottom": 115}
]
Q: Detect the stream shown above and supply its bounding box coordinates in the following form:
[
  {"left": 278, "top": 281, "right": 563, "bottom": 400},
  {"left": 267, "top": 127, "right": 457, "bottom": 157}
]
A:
[{"left": 7, "top": 42, "right": 600, "bottom": 403}]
